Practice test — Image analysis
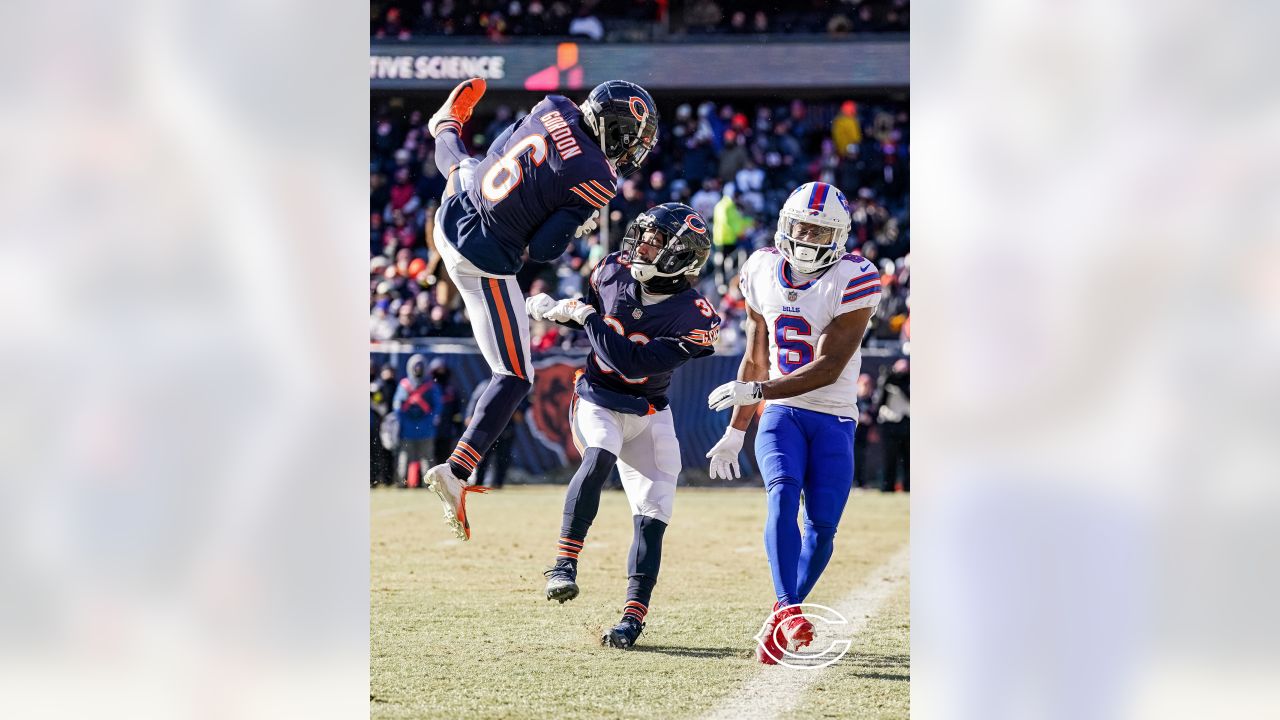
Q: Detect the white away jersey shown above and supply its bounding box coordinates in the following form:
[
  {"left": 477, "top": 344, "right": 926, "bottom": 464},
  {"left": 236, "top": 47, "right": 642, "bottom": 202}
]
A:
[{"left": 739, "top": 247, "right": 882, "bottom": 418}]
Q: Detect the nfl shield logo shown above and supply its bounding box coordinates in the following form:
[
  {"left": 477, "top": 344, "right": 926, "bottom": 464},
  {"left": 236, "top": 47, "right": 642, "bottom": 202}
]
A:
[
  {"left": 786, "top": 290, "right": 798, "bottom": 302},
  {"left": 632, "top": 308, "right": 643, "bottom": 319}
]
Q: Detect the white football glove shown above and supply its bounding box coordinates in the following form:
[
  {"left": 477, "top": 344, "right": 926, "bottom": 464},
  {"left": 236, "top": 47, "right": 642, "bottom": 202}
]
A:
[
  {"left": 544, "top": 297, "right": 597, "bottom": 325},
  {"left": 574, "top": 210, "right": 601, "bottom": 239},
  {"left": 525, "top": 293, "right": 558, "bottom": 321},
  {"left": 707, "top": 380, "right": 764, "bottom": 412},
  {"left": 706, "top": 427, "right": 746, "bottom": 480}
]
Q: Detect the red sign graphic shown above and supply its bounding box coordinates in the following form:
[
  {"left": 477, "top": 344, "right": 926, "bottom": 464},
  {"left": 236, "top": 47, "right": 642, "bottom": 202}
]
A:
[{"left": 523, "top": 43, "right": 584, "bottom": 92}]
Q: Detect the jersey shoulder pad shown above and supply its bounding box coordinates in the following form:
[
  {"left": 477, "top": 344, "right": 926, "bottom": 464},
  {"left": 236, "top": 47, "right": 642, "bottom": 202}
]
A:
[
  {"left": 836, "top": 253, "right": 882, "bottom": 308},
  {"left": 679, "top": 291, "right": 721, "bottom": 350},
  {"left": 563, "top": 157, "right": 616, "bottom": 210},
  {"left": 531, "top": 95, "right": 564, "bottom": 117},
  {"left": 741, "top": 247, "right": 781, "bottom": 281},
  {"left": 744, "top": 246, "right": 780, "bottom": 272},
  {"left": 589, "top": 252, "right": 628, "bottom": 288}
]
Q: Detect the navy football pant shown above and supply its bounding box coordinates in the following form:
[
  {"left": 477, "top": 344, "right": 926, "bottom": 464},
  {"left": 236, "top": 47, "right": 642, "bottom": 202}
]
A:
[
  {"left": 755, "top": 404, "right": 856, "bottom": 606},
  {"left": 433, "top": 193, "right": 533, "bottom": 481},
  {"left": 433, "top": 128, "right": 472, "bottom": 177}
]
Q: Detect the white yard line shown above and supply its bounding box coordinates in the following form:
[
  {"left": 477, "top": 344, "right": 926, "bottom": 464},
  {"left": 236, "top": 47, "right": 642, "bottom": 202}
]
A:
[{"left": 701, "top": 545, "right": 910, "bottom": 720}]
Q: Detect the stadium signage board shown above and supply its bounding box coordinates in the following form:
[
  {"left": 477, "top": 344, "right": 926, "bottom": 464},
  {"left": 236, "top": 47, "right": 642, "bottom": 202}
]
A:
[{"left": 370, "top": 41, "right": 907, "bottom": 91}]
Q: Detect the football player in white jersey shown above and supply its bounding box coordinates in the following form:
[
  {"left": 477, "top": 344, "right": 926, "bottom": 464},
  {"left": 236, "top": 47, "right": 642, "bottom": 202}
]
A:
[{"left": 705, "top": 181, "right": 882, "bottom": 664}]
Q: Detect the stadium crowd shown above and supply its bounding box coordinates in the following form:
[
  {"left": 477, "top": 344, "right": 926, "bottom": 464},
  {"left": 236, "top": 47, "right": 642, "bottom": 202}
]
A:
[
  {"left": 371, "top": 0, "right": 908, "bottom": 41},
  {"left": 370, "top": 95, "right": 910, "bottom": 353}
]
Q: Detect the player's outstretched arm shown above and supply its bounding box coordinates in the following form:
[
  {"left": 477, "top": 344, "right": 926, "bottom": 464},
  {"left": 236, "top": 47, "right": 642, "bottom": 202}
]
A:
[
  {"left": 708, "top": 305, "right": 875, "bottom": 412},
  {"left": 727, "top": 306, "right": 770, "bottom": 431},
  {"left": 762, "top": 306, "right": 875, "bottom": 400},
  {"left": 527, "top": 208, "right": 599, "bottom": 263},
  {"left": 581, "top": 311, "right": 706, "bottom": 377},
  {"left": 706, "top": 306, "right": 769, "bottom": 480}
]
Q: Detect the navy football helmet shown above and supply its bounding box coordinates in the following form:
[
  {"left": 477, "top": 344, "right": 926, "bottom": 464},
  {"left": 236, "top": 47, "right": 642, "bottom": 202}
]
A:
[
  {"left": 579, "top": 81, "right": 659, "bottom": 177},
  {"left": 622, "top": 202, "right": 711, "bottom": 294}
]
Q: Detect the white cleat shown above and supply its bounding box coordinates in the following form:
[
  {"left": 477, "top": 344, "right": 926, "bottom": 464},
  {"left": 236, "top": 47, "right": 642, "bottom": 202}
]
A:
[{"left": 425, "top": 463, "right": 486, "bottom": 541}]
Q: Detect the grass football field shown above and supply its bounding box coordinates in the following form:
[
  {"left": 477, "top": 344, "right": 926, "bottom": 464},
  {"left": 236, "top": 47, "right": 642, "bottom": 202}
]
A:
[{"left": 371, "top": 485, "right": 909, "bottom": 719}]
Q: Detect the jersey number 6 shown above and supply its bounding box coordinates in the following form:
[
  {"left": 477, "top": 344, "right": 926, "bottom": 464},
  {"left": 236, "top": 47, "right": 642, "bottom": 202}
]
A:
[
  {"left": 481, "top": 135, "right": 548, "bottom": 203},
  {"left": 774, "top": 314, "right": 814, "bottom": 374}
]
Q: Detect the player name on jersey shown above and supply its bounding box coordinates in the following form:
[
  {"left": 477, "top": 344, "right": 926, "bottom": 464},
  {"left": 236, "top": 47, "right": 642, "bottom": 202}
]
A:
[{"left": 541, "top": 110, "right": 583, "bottom": 160}]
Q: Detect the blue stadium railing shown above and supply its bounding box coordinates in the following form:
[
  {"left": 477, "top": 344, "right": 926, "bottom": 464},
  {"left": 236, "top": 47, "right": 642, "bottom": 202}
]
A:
[{"left": 371, "top": 338, "right": 903, "bottom": 483}]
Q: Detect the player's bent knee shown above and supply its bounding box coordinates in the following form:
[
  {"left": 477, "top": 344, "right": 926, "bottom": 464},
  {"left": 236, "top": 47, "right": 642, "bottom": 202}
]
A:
[
  {"left": 765, "top": 475, "right": 802, "bottom": 493},
  {"left": 804, "top": 519, "right": 839, "bottom": 538},
  {"left": 491, "top": 371, "right": 533, "bottom": 394}
]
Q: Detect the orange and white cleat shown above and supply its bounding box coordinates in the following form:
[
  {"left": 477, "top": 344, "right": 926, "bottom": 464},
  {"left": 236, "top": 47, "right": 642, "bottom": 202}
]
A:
[
  {"left": 424, "top": 463, "right": 488, "bottom": 540},
  {"left": 427, "top": 77, "right": 487, "bottom": 138}
]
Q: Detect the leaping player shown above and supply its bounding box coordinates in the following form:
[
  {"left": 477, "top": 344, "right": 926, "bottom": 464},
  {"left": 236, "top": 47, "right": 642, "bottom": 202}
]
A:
[
  {"left": 704, "top": 181, "right": 881, "bottom": 664},
  {"left": 526, "top": 203, "right": 719, "bottom": 649},
  {"left": 423, "top": 77, "right": 659, "bottom": 540}
]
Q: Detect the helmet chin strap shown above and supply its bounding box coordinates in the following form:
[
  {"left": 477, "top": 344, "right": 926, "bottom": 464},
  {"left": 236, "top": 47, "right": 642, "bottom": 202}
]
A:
[{"left": 580, "top": 102, "right": 611, "bottom": 159}]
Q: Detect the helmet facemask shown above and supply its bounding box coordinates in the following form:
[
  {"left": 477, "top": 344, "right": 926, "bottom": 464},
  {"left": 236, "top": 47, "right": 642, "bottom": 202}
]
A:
[
  {"left": 624, "top": 220, "right": 705, "bottom": 293},
  {"left": 776, "top": 217, "right": 843, "bottom": 275}
]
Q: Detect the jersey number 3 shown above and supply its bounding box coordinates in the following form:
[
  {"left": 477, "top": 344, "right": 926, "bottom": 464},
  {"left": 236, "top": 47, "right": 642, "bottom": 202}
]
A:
[
  {"left": 774, "top": 314, "right": 814, "bottom": 374},
  {"left": 481, "top": 135, "right": 548, "bottom": 203}
]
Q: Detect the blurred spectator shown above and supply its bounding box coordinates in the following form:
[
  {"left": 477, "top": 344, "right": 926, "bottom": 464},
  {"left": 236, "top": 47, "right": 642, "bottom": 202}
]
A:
[
  {"left": 645, "top": 170, "right": 668, "bottom": 205},
  {"left": 476, "top": 404, "right": 522, "bottom": 489},
  {"left": 828, "top": 13, "right": 854, "bottom": 36},
  {"left": 370, "top": 363, "right": 397, "bottom": 487},
  {"left": 370, "top": 213, "right": 386, "bottom": 256},
  {"left": 384, "top": 209, "right": 415, "bottom": 251},
  {"left": 416, "top": 158, "right": 446, "bottom": 205},
  {"left": 373, "top": 6, "right": 411, "bottom": 40},
  {"left": 874, "top": 359, "right": 910, "bottom": 492},
  {"left": 371, "top": 304, "right": 397, "bottom": 341},
  {"left": 716, "top": 279, "right": 748, "bottom": 350},
  {"left": 372, "top": 1, "right": 906, "bottom": 40},
  {"left": 423, "top": 304, "right": 463, "bottom": 337},
  {"left": 569, "top": 6, "right": 604, "bottom": 41},
  {"left": 685, "top": 0, "right": 724, "bottom": 31},
  {"left": 855, "top": 372, "right": 877, "bottom": 489},
  {"left": 712, "top": 184, "right": 754, "bottom": 293},
  {"left": 718, "top": 129, "right": 749, "bottom": 183},
  {"left": 429, "top": 358, "right": 466, "bottom": 472},
  {"left": 733, "top": 158, "right": 766, "bottom": 215},
  {"left": 393, "top": 303, "right": 425, "bottom": 338},
  {"left": 484, "top": 106, "right": 515, "bottom": 147},
  {"left": 689, "top": 177, "right": 722, "bottom": 226},
  {"left": 393, "top": 354, "right": 443, "bottom": 488},
  {"left": 832, "top": 100, "right": 863, "bottom": 156}
]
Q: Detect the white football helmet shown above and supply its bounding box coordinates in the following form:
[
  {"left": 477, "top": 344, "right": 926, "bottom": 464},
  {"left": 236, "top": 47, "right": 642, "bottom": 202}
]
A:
[{"left": 775, "top": 181, "right": 852, "bottom": 274}]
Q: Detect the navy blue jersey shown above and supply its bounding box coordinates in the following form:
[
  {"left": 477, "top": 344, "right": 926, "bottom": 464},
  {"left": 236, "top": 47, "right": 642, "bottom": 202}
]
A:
[
  {"left": 439, "top": 95, "right": 617, "bottom": 275},
  {"left": 576, "top": 253, "right": 721, "bottom": 414}
]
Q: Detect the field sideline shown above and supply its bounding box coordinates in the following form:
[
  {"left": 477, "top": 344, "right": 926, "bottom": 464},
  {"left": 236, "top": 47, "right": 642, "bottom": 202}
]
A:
[{"left": 371, "top": 485, "right": 909, "bottom": 719}]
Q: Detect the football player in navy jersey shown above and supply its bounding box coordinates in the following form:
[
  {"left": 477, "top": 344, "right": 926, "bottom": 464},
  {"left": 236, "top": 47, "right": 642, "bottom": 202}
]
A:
[
  {"left": 422, "top": 77, "right": 659, "bottom": 541},
  {"left": 525, "top": 203, "right": 720, "bottom": 649}
]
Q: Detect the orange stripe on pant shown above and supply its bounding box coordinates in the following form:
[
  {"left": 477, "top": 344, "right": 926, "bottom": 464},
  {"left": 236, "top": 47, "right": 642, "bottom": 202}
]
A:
[{"left": 487, "top": 278, "right": 525, "bottom": 380}]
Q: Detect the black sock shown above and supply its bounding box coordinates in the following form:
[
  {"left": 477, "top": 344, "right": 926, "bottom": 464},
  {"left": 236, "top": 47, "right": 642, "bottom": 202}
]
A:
[
  {"left": 623, "top": 515, "right": 667, "bottom": 624},
  {"left": 554, "top": 447, "right": 617, "bottom": 562}
]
